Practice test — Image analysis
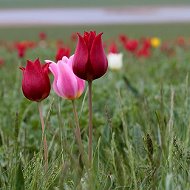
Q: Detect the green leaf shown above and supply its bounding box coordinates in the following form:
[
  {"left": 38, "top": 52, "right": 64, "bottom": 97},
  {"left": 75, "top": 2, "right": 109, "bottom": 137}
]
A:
[{"left": 16, "top": 162, "right": 25, "bottom": 190}]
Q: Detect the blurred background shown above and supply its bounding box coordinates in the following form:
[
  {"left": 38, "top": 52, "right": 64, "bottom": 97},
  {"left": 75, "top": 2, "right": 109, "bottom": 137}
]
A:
[
  {"left": 0, "top": 0, "right": 190, "bottom": 7},
  {"left": 1, "top": 1, "right": 190, "bottom": 189},
  {"left": 0, "top": 0, "right": 190, "bottom": 41}
]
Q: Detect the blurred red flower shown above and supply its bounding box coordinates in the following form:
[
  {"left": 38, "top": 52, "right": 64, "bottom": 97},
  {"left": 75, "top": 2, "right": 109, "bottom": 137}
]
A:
[
  {"left": 0, "top": 58, "right": 4, "bottom": 67},
  {"left": 136, "top": 47, "right": 150, "bottom": 58},
  {"left": 176, "top": 36, "right": 186, "bottom": 47},
  {"left": 119, "top": 34, "right": 128, "bottom": 45},
  {"left": 15, "top": 42, "right": 27, "bottom": 58},
  {"left": 124, "top": 39, "right": 138, "bottom": 53},
  {"left": 108, "top": 42, "right": 118, "bottom": 53},
  {"left": 55, "top": 47, "right": 70, "bottom": 62},
  {"left": 39, "top": 32, "right": 47, "bottom": 41}
]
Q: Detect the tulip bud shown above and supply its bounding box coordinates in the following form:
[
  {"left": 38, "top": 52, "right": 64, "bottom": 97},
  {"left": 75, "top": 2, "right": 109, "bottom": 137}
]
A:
[
  {"left": 20, "top": 59, "right": 51, "bottom": 102},
  {"left": 15, "top": 42, "right": 27, "bottom": 58},
  {"left": 107, "top": 53, "right": 123, "bottom": 70},
  {"left": 48, "top": 55, "right": 85, "bottom": 100},
  {"left": 55, "top": 47, "right": 70, "bottom": 62},
  {"left": 108, "top": 42, "right": 118, "bottom": 54},
  {"left": 125, "top": 39, "right": 138, "bottom": 52},
  {"left": 119, "top": 34, "right": 128, "bottom": 45},
  {"left": 0, "top": 58, "right": 4, "bottom": 67},
  {"left": 136, "top": 47, "right": 150, "bottom": 58},
  {"left": 39, "top": 32, "right": 47, "bottom": 41},
  {"left": 73, "top": 31, "right": 108, "bottom": 81},
  {"left": 176, "top": 36, "right": 185, "bottom": 47}
]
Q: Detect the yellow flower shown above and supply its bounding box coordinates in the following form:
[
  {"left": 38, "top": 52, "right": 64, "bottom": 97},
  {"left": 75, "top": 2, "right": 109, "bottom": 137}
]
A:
[{"left": 151, "top": 37, "right": 161, "bottom": 48}]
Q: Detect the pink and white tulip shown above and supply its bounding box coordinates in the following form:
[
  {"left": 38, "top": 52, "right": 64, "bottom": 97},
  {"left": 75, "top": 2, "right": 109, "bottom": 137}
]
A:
[{"left": 47, "top": 55, "right": 85, "bottom": 100}]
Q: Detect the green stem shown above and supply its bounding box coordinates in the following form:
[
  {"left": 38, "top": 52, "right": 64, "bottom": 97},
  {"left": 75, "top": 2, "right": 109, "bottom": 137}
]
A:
[
  {"left": 38, "top": 102, "right": 48, "bottom": 172},
  {"left": 88, "top": 80, "right": 93, "bottom": 167},
  {"left": 71, "top": 100, "right": 87, "bottom": 167}
]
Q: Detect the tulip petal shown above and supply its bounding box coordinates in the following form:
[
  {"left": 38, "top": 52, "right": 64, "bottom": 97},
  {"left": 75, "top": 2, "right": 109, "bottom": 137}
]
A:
[
  {"left": 67, "top": 54, "right": 74, "bottom": 67},
  {"left": 76, "top": 77, "right": 85, "bottom": 98},
  {"left": 87, "top": 31, "right": 96, "bottom": 50},
  {"left": 42, "top": 63, "right": 50, "bottom": 74},
  {"left": 69, "top": 55, "right": 85, "bottom": 98},
  {"left": 57, "top": 60, "right": 78, "bottom": 99},
  {"left": 61, "top": 56, "right": 69, "bottom": 63},
  {"left": 34, "top": 59, "right": 42, "bottom": 71},
  {"left": 49, "top": 63, "right": 62, "bottom": 97},
  {"left": 73, "top": 33, "right": 88, "bottom": 80},
  {"left": 90, "top": 33, "right": 108, "bottom": 80}
]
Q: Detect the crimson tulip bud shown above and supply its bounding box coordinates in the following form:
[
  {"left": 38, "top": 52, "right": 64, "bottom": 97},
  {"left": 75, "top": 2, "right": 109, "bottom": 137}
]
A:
[
  {"left": 15, "top": 42, "right": 26, "bottom": 58},
  {"left": 108, "top": 42, "right": 118, "bottom": 54},
  {"left": 73, "top": 31, "right": 108, "bottom": 81},
  {"left": 0, "top": 58, "right": 4, "bottom": 67},
  {"left": 55, "top": 47, "right": 70, "bottom": 62},
  {"left": 39, "top": 32, "right": 47, "bottom": 41},
  {"left": 20, "top": 59, "right": 51, "bottom": 102},
  {"left": 125, "top": 39, "right": 138, "bottom": 52}
]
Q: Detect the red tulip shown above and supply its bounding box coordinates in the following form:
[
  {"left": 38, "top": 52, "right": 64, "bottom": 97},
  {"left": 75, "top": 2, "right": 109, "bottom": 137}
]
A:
[
  {"left": 142, "top": 38, "right": 151, "bottom": 49},
  {"left": 125, "top": 39, "right": 138, "bottom": 52},
  {"left": 39, "top": 32, "right": 47, "bottom": 41},
  {"left": 136, "top": 38, "right": 151, "bottom": 58},
  {"left": 119, "top": 34, "right": 128, "bottom": 44},
  {"left": 20, "top": 59, "right": 51, "bottom": 102},
  {"left": 0, "top": 58, "right": 4, "bottom": 67},
  {"left": 176, "top": 36, "right": 186, "bottom": 47},
  {"left": 73, "top": 31, "right": 108, "bottom": 81},
  {"left": 15, "top": 42, "right": 27, "bottom": 58},
  {"left": 108, "top": 42, "right": 118, "bottom": 53},
  {"left": 136, "top": 47, "right": 150, "bottom": 58},
  {"left": 55, "top": 47, "right": 70, "bottom": 62}
]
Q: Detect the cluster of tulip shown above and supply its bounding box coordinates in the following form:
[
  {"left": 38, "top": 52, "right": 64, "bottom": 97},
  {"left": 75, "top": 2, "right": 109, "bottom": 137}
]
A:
[
  {"left": 105, "top": 36, "right": 161, "bottom": 70},
  {"left": 1, "top": 32, "right": 190, "bottom": 74},
  {"left": 20, "top": 31, "right": 108, "bottom": 170}
]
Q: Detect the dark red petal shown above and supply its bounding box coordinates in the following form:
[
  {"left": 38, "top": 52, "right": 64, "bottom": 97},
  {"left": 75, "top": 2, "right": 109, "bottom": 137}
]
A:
[
  {"left": 83, "top": 31, "right": 90, "bottom": 44},
  {"left": 42, "top": 63, "right": 50, "bottom": 74},
  {"left": 73, "top": 33, "right": 89, "bottom": 80},
  {"left": 88, "top": 31, "right": 96, "bottom": 50},
  {"left": 90, "top": 33, "right": 108, "bottom": 80},
  {"left": 34, "top": 58, "right": 42, "bottom": 69}
]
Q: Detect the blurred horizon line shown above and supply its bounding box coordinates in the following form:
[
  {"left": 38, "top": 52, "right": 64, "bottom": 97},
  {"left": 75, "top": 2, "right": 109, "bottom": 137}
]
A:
[{"left": 0, "top": 6, "right": 190, "bottom": 26}]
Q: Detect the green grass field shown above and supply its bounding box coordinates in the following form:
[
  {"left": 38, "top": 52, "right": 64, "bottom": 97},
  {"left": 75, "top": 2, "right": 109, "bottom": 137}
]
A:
[
  {"left": 1, "top": 23, "right": 190, "bottom": 41},
  {"left": 0, "top": 0, "right": 189, "bottom": 8},
  {"left": 1, "top": 24, "right": 190, "bottom": 189}
]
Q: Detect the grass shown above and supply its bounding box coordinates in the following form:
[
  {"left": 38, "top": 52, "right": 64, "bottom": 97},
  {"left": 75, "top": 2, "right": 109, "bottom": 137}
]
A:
[
  {"left": 1, "top": 25, "right": 190, "bottom": 189},
  {"left": 1, "top": 23, "right": 190, "bottom": 41},
  {"left": 0, "top": 0, "right": 189, "bottom": 8}
]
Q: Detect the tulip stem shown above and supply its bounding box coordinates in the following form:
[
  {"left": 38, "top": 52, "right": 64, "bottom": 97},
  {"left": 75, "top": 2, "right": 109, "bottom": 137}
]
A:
[
  {"left": 71, "top": 100, "right": 87, "bottom": 167},
  {"left": 38, "top": 102, "right": 48, "bottom": 172},
  {"left": 88, "top": 80, "right": 93, "bottom": 167}
]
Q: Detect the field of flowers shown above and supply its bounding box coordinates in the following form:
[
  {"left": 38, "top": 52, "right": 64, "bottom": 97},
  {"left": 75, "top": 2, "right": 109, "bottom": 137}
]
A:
[{"left": 1, "top": 25, "right": 190, "bottom": 190}]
